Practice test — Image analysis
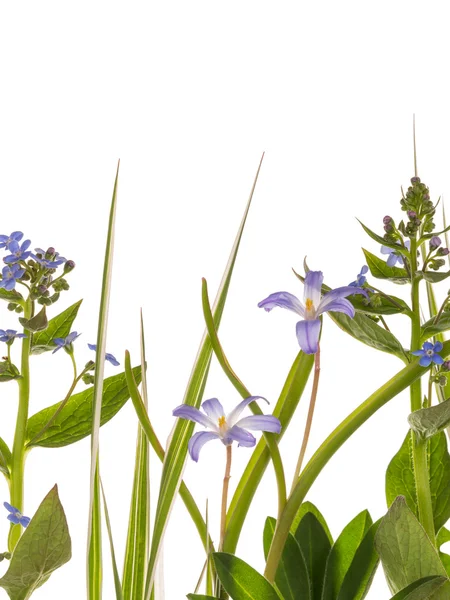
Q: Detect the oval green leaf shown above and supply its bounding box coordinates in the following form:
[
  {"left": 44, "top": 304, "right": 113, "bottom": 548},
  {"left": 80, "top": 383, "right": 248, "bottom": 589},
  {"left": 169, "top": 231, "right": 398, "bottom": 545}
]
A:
[
  {"left": 389, "top": 577, "right": 448, "bottom": 599},
  {"left": 31, "top": 299, "right": 83, "bottom": 354},
  {"left": 363, "top": 248, "right": 409, "bottom": 284},
  {"left": 213, "top": 553, "right": 280, "bottom": 600}
]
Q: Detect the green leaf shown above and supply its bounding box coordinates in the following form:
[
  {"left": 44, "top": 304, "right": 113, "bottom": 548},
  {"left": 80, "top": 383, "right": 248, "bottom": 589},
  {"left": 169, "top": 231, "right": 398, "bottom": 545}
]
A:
[
  {"left": 187, "top": 596, "right": 219, "bottom": 599},
  {"left": 389, "top": 577, "right": 448, "bottom": 599},
  {"left": 144, "top": 156, "right": 263, "bottom": 599},
  {"left": 408, "top": 398, "right": 450, "bottom": 440},
  {"left": 0, "top": 436, "right": 11, "bottom": 478},
  {"left": 0, "top": 485, "right": 71, "bottom": 600},
  {"left": 386, "top": 432, "right": 450, "bottom": 532},
  {"left": 31, "top": 300, "right": 83, "bottom": 354},
  {"left": 100, "top": 479, "right": 124, "bottom": 600},
  {"left": 420, "top": 314, "right": 450, "bottom": 344},
  {"left": 350, "top": 291, "right": 410, "bottom": 316},
  {"left": 337, "top": 519, "right": 380, "bottom": 600},
  {"left": 322, "top": 510, "right": 373, "bottom": 600},
  {"left": 363, "top": 248, "right": 409, "bottom": 283},
  {"left": 421, "top": 271, "right": 450, "bottom": 283},
  {"left": 263, "top": 517, "right": 311, "bottom": 600},
  {"left": 357, "top": 220, "right": 410, "bottom": 257},
  {"left": 25, "top": 366, "right": 141, "bottom": 448},
  {"left": 328, "top": 310, "right": 408, "bottom": 361},
  {"left": 293, "top": 511, "right": 331, "bottom": 600},
  {"left": 0, "top": 289, "right": 24, "bottom": 304},
  {"left": 18, "top": 306, "right": 48, "bottom": 332},
  {"left": 213, "top": 553, "right": 280, "bottom": 600},
  {"left": 290, "top": 501, "right": 333, "bottom": 544},
  {"left": 374, "top": 497, "right": 447, "bottom": 594},
  {"left": 436, "top": 527, "right": 450, "bottom": 577},
  {"left": 0, "top": 360, "right": 21, "bottom": 382}
]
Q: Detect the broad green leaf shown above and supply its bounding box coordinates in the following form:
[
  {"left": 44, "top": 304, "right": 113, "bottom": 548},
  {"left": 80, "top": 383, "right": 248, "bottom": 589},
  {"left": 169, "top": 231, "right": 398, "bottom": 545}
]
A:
[
  {"left": 408, "top": 399, "right": 450, "bottom": 439},
  {"left": 322, "top": 510, "right": 373, "bottom": 600},
  {"left": 213, "top": 553, "right": 280, "bottom": 600},
  {"left": 327, "top": 310, "right": 408, "bottom": 362},
  {"left": 31, "top": 299, "right": 82, "bottom": 354},
  {"left": 0, "top": 289, "right": 23, "bottom": 303},
  {"left": 26, "top": 366, "right": 141, "bottom": 448},
  {"left": 0, "top": 485, "right": 71, "bottom": 600},
  {"left": 420, "top": 314, "right": 450, "bottom": 344},
  {"left": 263, "top": 517, "right": 311, "bottom": 600},
  {"left": 0, "top": 436, "right": 11, "bottom": 478},
  {"left": 363, "top": 248, "right": 409, "bottom": 283},
  {"left": 386, "top": 432, "right": 450, "bottom": 532},
  {"left": 436, "top": 527, "right": 450, "bottom": 577},
  {"left": 293, "top": 512, "right": 331, "bottom": 600},
  {"left": 421, "top": 271, "right": 450, "bottom": 283},
  {"left": 337, "top": 519, "right": 380, "bottom": 600},
  {"left": 389, "top": 577, "right": 448, "bottom": 599},
  {"left": 18, "top": 306, "right": 48, "bottom": 332},
  {"left": 357, "top": 220, "right": 410, "bottom": 257},
  {"left": 0, "top": 360, "right": 20, "bottom": 382},
  {"left": 144, "top": 156, "right": 264, "bottom": 599},
  {"left": 375, "top": 497, "right": 447, "bottom": 594},
  {"left": 350, "top": 291, "right": 410, "bottom": 316},
  {"left": 290, "top": 501, "right": 333, "bottom": 544},
  {"left": 100, "top": 479, "right": 124, "bottom": 600}
]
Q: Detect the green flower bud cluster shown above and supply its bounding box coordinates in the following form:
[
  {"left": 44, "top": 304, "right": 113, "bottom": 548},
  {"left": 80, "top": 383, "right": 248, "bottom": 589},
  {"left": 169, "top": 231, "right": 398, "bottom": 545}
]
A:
[{"left": 400, "top": 177, "right": 435, "bottom": 236}]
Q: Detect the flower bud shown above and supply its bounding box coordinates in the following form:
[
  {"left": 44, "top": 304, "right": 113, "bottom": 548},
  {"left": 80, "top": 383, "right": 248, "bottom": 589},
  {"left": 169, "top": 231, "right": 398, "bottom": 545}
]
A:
[
  {"left": 384, "top": 224, "right": 394, "bottom": 233},
  {"left": 383, "top": 216, "right": 393, "bottom": 225},
  {"left": 82, "top": 373, "right": 95, "bottom": 385},
  {"left": 438, "top": 247, "right": 450, "bottom": 256},
  {"left": 407, "top": 210, "right": 417, "bottom": 219},
  {"left": 430, "top": 236, "right": 442, "bottom": 250},
  {"left": 411, "top": 176, "right": 421, "bottom": 184},
  {"left": 85, "top": 360, "right": 95, "bottom": 371},
  {"left": 38, "top": 285, "right": 48, "bottom": 295},
  {"left": 442, "top": 361, "right": 450, "bottom": 371},
  {"left": 64, "top": 260, "right": 75, "bottom": 273},
  {"left": 46, "top": 247, "right": 56, "bottom": 257},
  {"left": 439, "top": 375, "right": 448, "bottom": 387},
  {"left": 7, "top": 303, "right": 16, "bottom": 312}
]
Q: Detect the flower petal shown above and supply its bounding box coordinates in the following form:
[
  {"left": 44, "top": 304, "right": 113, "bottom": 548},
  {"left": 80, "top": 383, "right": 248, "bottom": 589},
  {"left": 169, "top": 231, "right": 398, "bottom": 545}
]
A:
[
  {"left": 303, "top": 271, "right": 323, "bottom": 308},
  {"left": 318, "top": 297, "right": 355, "bottom": 318},
  {"left": 318, "top": 286, "right": 367, "bottom": 314},
  {"left": 434, "top": 341, "right": 444, "bottom": 353},
  {"left": 201, "top": 398, "right": 225, "bottom": 421},
  {"left": 386, "top": 253, "right": 399, "bottom": 267},
  {"left": 361, "top": 265, "right": 369, "bottom": 275},
  {"left": 423, "top": 342, "right": 434, "bottom": 351},
  {"left": 188, "top": 431, "right": 220, "bottom": 462},
  {"left": 172, "top": 405, "right": 217, "bottom": 430},
  {"left": 235, "top": 415, "right": 281, "bottom": 434},
  {"left": 258, "top": 292, "right": 305, "bottom": 317},
  {"left": 419, "top": 355, "right": 433, "bottom": 367},
  {"left": 225, "top": 425, "right": 256, "bottom": 447},
  {"left": 380, "top": 245, "right": 392, "bottom": 255},
  {"left": 411, "top": 350, "right": 425, "bottom": 356},
  {"left": 433, "top": 355, "right": 445, "bottom": 365},
  {"left": 3, "top": 502, "right": 15, "bottom": 514},
  {"left": 19, "top": 515, "right": 30, "bottom": 528},
  {"left": 226, "top": 396, "right": 268, "bottom": 427},
  {"left": 296, "top": 319, "right": 321, "bottom": 354},
  {"left": 7, "top": 513, "right": 20, "bottom": 525}
]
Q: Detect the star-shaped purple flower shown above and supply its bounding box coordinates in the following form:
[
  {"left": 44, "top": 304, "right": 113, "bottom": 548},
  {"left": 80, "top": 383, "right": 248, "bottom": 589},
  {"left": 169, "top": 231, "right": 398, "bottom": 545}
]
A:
[
  {"left": 0, "top": 329, "right": 27, "bottom": 344},
  {"left": 173, "top": 396, "right": 281, "bottom": 462},
  {"left": 411, "top": 341, "right": 444, "bottom": 367},
  {"left": 88, "top": 343, "right": 120, "bottom": 366},
  {"left": 0, "top": 264, "right": 25, "bottom": 291},
  {"left": 380, "top": 240, "right": 410, "bottom": 267},
  {"left": 32, "top": 248, "right": 67, "bottom": 269},
  {"left": 258, "top": 270, "right": 367, "bottom": 354},
  {"left": 0, "top": 231, "right": 23, "bottom": 251},
  {"left": 52, "top": 331, "right": 81, "bottom": 354},
  {"left": 3, "top": 239, "right": 32, "bottom": 264},
  {"left": 4, "top": 502, "right": 30, "bottom": 528}
]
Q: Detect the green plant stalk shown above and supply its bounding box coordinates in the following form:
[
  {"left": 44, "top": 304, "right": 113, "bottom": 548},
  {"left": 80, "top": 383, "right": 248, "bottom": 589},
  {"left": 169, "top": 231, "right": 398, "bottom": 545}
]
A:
[
  {"left": 8, "top": 298, "right": 32, "bottom": 551},
  {"left": 264, "top": 349, "right": 448, "bottom": 582},
  {"left": 410, "top": 238, "right": 435, "bottom": 544}
]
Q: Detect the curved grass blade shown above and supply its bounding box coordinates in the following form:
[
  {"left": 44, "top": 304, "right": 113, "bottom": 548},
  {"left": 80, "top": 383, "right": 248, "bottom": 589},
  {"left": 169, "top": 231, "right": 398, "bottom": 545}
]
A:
[
  {"left": 122, "top": 311, "right": 150, "bottom": 599},
  {"left": 100, "top": 478, "right": 124, "bottom": 600},
  {"left": 143, "top": 155, "right": 264, "bottom": 599},
  {"left": 87, "top": 161, "right": 120, "bottom": 600}
]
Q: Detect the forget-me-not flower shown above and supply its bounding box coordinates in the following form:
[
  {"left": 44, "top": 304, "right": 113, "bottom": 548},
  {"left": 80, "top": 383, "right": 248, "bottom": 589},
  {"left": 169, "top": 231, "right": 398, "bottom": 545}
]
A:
[
  {"left": 380, "top": 240, "right": 410, "bottom": 267},
  {"left": 411, "top": 341, "right": 444, "bottom": 367},
  {"left": 88, "top": 343, "right": 120, "bottom": 366},
  {"left": 349, "top": 265, "right": 369, "bottom": 287},
  {"left": 0, "top": 231, "right": 23, "bottom": 251},
  {"left": 53, "top": 331, "right": 81, "bottom": 354},
  {"left": 258, "top": 270, "right": 367, "bottom": 355},
  {"left": 0, "top": 330, "right": 27, "bottom": 344},
  {"left": 3, "top": 502, "right": 30, "bottom": 528},
  {"left": 173, "top": 396, "right": 281, "bottom": 462},
  {"left": 3, "top": 239, "right": 32, "bottom": 264},
  {"left": 32, "top": 248, "right": 67, "bottom": 269},
  {"left": 0, "top": 264, "right": 25, "bottom": 291}
]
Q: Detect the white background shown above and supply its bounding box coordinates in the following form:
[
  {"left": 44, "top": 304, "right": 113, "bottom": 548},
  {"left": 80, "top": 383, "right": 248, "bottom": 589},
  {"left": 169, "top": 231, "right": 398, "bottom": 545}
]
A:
[{"left": 1, "top": 2, "right": 450, "bottom": 598}]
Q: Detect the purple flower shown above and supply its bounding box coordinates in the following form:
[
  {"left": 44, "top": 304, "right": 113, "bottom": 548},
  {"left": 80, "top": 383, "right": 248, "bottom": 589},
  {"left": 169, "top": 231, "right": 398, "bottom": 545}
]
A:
[
  {"left": 4, "top": 502, "right": 30, "bottom": 528},
  {"left": 0, "top": 264, "right": 25, "bottom": 291},
  {"left": 3, "top": 239, "right": 32, "bottom": 264},
  {"left": 0, "top": 329, "right": 27, "bottom": 344},
  {"left": 32, "top": 248, "right": 66, "bottom": 269},
  {"left": 53, "top": 331, "right": 81, "bottom": 354},
  {"left": 349, "top": 265, "right": 368, "bottom": 287},
  {"left": 0, "top": 231, "right": 23, "bottom": 251},
  {"left": 380, "top": 240, "right": 410, "bottom": 267},
  {"left": 88, "top": 343, "right": 120, "bottom": 366},
  {"left": 430, "top": 236, "right": 442, "bottom": 250},
  {"left": 258, "top": 270, "right": 367, "bottom": 354},
  {"left": 173, "top": 396, "right": 281, "bottom": 461},
  {"left": 411, "top": 341, "right": 444, "bottom": 367}
]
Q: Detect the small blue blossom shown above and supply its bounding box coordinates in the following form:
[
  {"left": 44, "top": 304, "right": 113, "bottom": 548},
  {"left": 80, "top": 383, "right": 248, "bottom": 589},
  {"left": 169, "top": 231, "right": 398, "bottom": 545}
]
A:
[
  {"left": 380, "top": 240, "right": 410, "bottom": 267},
  {"left": 0, "top": 330, "right": 27, "bottom": 344},
  {"left": 3, "top": 239, "right": 32, "bottom": 264},
  {"left": 3, "top": 502, "right": 30, "bottom": 528},
  {"left": 349, "top": 265, "right": 369, "bottom": 287},
  {"left": 32, "top": 248, "right": 66, "bottom": 269},
  {"left": 0, "top": 232, "right": 23, "bottom": 251},
  {"left": 173, "top": 396, "right": 281, "bottom": 461},
  {"left": 88, "top": 343, "right": 120, "bottom": 366},
  {"left": 52, "top": 331, "right": 81, "bottom": 354},
  {"left": 411, "top": 341, "right": 444, "bottom": 367},
  {"left": 0, "top": 264, "right": 25, "bottom": 291}
]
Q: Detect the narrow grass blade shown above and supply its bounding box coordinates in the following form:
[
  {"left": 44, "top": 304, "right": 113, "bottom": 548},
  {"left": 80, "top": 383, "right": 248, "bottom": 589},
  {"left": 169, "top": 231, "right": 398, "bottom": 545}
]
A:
[
  {"left": 87, "top": 161, "right": 120, "bottom": 599},
  {"left": 144, "top": 155, "right": 265, "bottom": 599},
  {"left": 100, "top": 478, "right": 124, "bottom": 600},
  {"left": 122, "top": 311, "right": 150, "bottom": 599}
]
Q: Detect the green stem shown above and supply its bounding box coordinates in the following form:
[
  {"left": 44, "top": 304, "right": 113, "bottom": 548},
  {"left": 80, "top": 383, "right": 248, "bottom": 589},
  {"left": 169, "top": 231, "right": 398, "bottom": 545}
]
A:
[
  {"left": 264, "top": 352, "right": 441, "bottom": 582},
  {"left": 8, "top": 298, "right": 32, "bottom": 551}
]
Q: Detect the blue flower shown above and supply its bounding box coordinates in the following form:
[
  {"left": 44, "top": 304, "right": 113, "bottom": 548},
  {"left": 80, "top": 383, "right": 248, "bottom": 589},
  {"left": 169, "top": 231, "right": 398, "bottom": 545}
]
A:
[
  {"left": 173, "top": 396, "right": 281, "bottom": 462},
  {"left": 88, "top": 343, "right": 120, "bottom": 366},
  {"left": 0, "top": 329, "right": 27, "bottom": 344},
  {"left": 258, "top": 270, "right": 367, "bottom": 354},
  {"left": 32, "top": 248, "right": 66, "bottom": 269},
  {"left": 0, "top": 264, "right": 25, "bottom": 291},
  {"left": 411, "top": 341, "right": 444, "bottom": 367},
  {"left": 3, "top": 502, "right": 30, "bottom": 528},
  {"left": 349, "top": 265, "right": 369, "bottom": 287},
  {"left": 52, "top": 331, "right": 81, "bottom": 354},
  {"left": 0, "top": 232, "right": 23, "bottom": 251},
  {"left": 3, "top": 239, "right": 32, "bottom": 264},
  {"left": 380, "top": 240, "right": 410, "bottom": 267}
]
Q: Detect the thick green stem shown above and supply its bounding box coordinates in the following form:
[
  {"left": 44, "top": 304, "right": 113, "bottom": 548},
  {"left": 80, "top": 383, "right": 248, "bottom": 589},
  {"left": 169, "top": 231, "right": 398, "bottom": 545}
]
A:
[{"left": 8, "top": 298, "right": 32, "bottom": 551}]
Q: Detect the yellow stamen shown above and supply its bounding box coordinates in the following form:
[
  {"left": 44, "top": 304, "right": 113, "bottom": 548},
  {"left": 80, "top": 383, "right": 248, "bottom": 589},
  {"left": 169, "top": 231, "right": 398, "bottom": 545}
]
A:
[
  {"left": 305, "top": 298, "right": 313, "bottom": 311},
  {"left": 218, "top": 415, "right": 226, "bottom": 428}
]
